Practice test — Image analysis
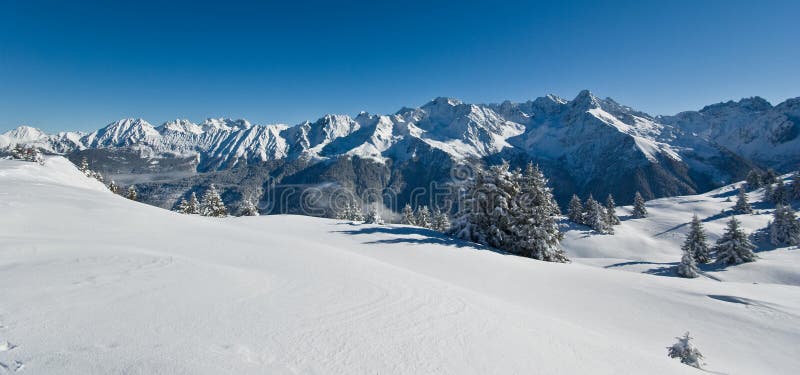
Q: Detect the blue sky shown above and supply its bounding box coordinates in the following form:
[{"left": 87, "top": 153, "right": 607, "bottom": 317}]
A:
[{"left": 1, "top": 0, "right": 798, "bottom": 132}]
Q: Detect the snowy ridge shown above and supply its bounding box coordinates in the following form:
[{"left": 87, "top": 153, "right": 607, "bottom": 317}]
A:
[{"left": 0, "top": 157, "right": 798, "bottom": 374}]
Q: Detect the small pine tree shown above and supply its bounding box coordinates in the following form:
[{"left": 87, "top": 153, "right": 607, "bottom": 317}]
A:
[
  {"left": 764, "top": 182, "right": 774, "bottom": 202},
  {"left": 108, "top": 180, "right": 119, "bottom": 194},
  {"left": 745, "top": 169, "right": 762, "bottom": 190},
  {"left": 126, "top": 185, "right": 138, "bottom": 201},
  {"left": 567, "top": 194, "right": 584, "bottom": 224},
  {"left": 416, "top": 205, "right": 432, "bottom": 229},
  {"left": 677, "top": 245, "right": 699, "bottom": 278},
  {"left": 667, "top": 332, "right": 704, "bottom": 369},
  {"left": 714, "top": 216, "right": 756, "bottom": 265},
  {"left": 605, "top": 194, "right": 620, "bottom": 225},
  {"left": 176, "top": 198, "right": 190, "bottom": 213},
  {"left": 431, "top": 207, "right": 450, "bottom": 232},
  {"left": 770, "top": 205, "right": 800, "bottom": 246},
  {"left": 584, "top": 195, "right": 612, "bottom": 234},
  {"left": 792, "top": 171, "right": 800, "bottom": 200},
  {"left": 187, "top": 192, "right": 199, "bottom": 214},
  {"left": 79, "top": 156, "right": 89, "bottom": 174},
  {"left": 771, "top": 180, "right": 788, "bottom": 205},
  {"left": 200, "top": 184, "right": 227, "bottom": 217},
  {"left": 239, "top": 199, "right": 259, "bottom": 216},
  {"left": 632, "top": 191, "right": 647, "bottom": 218},
  {"left": 762, "top": 168, "right": 778, "bottom": 185},
  {"left": 401, "top": 203, "right": 416, "bottom": 225},
  {"left": 733, "top": 187, "right": 752, "bottom": 213},
  {"left": 364, "top": 205, "right": 384, "bottom": 225},
  {"left": 683, "top": 214, "right": 711, "bottom": 264}
]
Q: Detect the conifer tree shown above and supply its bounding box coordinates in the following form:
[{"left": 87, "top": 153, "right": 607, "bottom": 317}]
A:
[
  {"left": 682, "top": 214, "right": 711, "bottom": 264},
  {"left": 187, "top": 192, "right": 199, "bottom": 214},
  {"left": 762, "top": 168, "right": 778, "bottom": 185},
  {"left": 567, "top": 194, "right": 584, "bottom": 224},
  {"left": 605, "top": 194, "right": 620, "bottom": 225},
  {"left": 733, "top": 187, "right": 752, "bottom": 213},
  {"left": 108, "top": 180, "right": 119, "bottom": 194},
  {"left": 792, "top": 171, "right": 800, "bottom": 200},
  {"left": 667, "top": 332, "right": 704, "bottom": 368},
  {"left": 401, "top": 203, "right": 416, "bottom": 225},
  {"left": 764, "top": 182, "right": 774, "bottom": 202},
  {"left": 771, "top": 180, "right": 788, "bottom": 205},
  {"left": 239, "top": 199, "right": 259, "bottom": 216},
  {"left": 584, "top": 194, "right": 612, "bottom": 234},
  {"left": 200, "top": 184, "right": 227, "bottom": 217},
  {"left": 126, "top": 185, "right": 138, "bottom": 201},
  {"left": 348, "top": 202, "right": 364, "bottom": 221},
  {"left": 176, "top": 198, "right": 190, "bottom": 213},
  {"left": 511, "top": 163, "right": 568, "bottom": 262},
  {"left": 745, "top": 169, "right": 762, "bottom": 190},
  {"left": 431, "top": 207, "right": 450, "bottom": 232},
  {"left": 79, "top": 156, "right": 89, "bottom": 174},
  {"left": 364, "top": 205, "right": 384, "bottom": 225},
  {"left": 415, "top": 205, "right": 432, "bottom": 229},
  {"left": 632, "top": 191, "right": 647, "bottom": 218},
  {"left": 770, "top": 205, "right": 800, "bottom": 246},
  {"left": 714, "top": 216, "right": 756, "bottom": 265},
  {"left": 449, "top": 162, "right": 518, "bottom": 251},
  {"left": 677, "top": 245, "right": 700, "bottom": 278}
]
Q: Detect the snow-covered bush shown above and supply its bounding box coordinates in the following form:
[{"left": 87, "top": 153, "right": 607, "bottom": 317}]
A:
[{"left": 667, "top": 332, "right": 704, "bottom": 368}]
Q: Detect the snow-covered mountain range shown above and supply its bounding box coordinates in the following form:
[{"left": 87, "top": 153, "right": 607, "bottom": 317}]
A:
[{"left": 2, "top": 91, "right": 798, "bottom": 210}]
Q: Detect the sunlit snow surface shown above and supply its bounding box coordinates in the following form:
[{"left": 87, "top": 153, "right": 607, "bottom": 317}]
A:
[{"left": 0, "top": 157, "right": 798, "bottom": 374}]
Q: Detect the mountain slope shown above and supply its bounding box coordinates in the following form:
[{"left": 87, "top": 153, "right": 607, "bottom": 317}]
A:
[
  {"left": 1, "top": 91, "right": 796, "bottom": 211},
  {"left": 0, "top": 157, "right": 798, "bottom": 374}
]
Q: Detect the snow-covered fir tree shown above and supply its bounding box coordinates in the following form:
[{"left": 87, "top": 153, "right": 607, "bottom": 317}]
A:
[
  {"left": 677, "top": 244, "right": 699, "bottom": 278},
  {"left": 792, "top": 171, "right": 800, "bottom": 200},
  {"left": 400, "top": 203, "right": 416, "bottom": 225},
  {"left": 771, "top": 180, "right": 788, "bottom": 205},
  {"left": 449, "top": 162, "right": 519, "bottom": 251},
  {"left": 350, "top": 202, "right": 364, "bottom": 221},
  {"left": 632, "top": 191, "right": 647, "bottom": 218},
  {"left": 583, "top": 194, "right": 612, "bottom": 234},
  {"left": 176, "top": 198, "right": 189, "bottom": 213},
  {"left": 239, "top": 199, "right": 259, "bottom": 216},
  {"left": 567, "top": 194, "right": 584, "bottom": 224},
  {"left": 79, "top": 156, "right": 89, "bottom": 173},
  {"left": 682, "top": 214, "right": 711, "bottom": 264},
  {"left": 186, "top": 192, "right": 199, "bottom": 214},
  {"left": 200, "top": 184, "right": 227, "bottom": 217},
  {"left": 733, "top": 187, "right": 752, "bottom": 213},
  {"left": 667, "top": 332, "right": 704, "bottom": 368},
  {"left": 126, "top": 185, "right": 138, "bottom": 201},
  {"left": 764, "top": 182, "right": 774, "bottom": 202},
  {"left": 714, "top": 216, "right": 756, "bottom": 265},
  {"left": 770, "top": 205, "right": 800, "bottom": 246},
  {"left": 745, "top": 169, "right": 762, "bottom": 190},
  {"left": 510, "top": 162, "right": 568, "bottom": 262},
  {"left": 762, "top": 168, "right": 778, "bottom": 185},
  {"left": 415, "top": 205, "right": 432, "bottom": 229},
  {"left": 605, "top": 194, "right": 620, "bottom": 225},
  {"left": 108, "top": 180, "right": 119, "bottom": 194},
  {"left": 431, "top": 207, "right": 450, "bottom": 233},
  {"left": 364, "top": 205, "right": 384, "bottom": 225}
]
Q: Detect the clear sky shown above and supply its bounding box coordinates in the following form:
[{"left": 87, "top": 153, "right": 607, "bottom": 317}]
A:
[{"left": 1, "top": 0, "right": 798, "bottom": 132}]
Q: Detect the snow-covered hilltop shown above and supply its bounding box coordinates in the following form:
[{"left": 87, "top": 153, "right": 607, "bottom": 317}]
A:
[
  {"left": 1, "top": 156, "right": 798, "bottom": 374},
  {"left": 1, "top": 91, "right": 798, "bottom": 210}
]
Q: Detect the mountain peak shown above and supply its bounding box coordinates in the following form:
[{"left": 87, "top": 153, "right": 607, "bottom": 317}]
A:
[
  {"left": 423, "top": 97, "right": 463, "bottom": 109},
  {"left": 571, "top": 90, "right": 602, "bottom": 109}
]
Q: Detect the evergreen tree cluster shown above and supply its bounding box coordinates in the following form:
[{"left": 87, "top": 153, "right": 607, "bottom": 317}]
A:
[
  {"left": 566, "top": 193, "right": 620, "bottom": 234},
  {"left": 399, "top": 203, "right": 450, "bottom": 232},
  {"left": 364, "top": 205, "right": 385, "bottom": 225},
  {"left": 336, "top": 201, "right": 364, "bottom": 221},
  {"left": 732, "top": 187, "right": 752, "bottom": 214},
  {"left": 177, "top": 192, "right": 200, "bottom": 214},
  {"left": 713, "top": 216, "right": 756, "bottom": 265},
  {"left": 449, "top": 162, "right": 567, "bottom": 262},
  {"left": 76, "top": 156, "right": 104, "bottom": 184},
  {"left": 770, "top": 205, "right": 800, "bottom": 246},
  {"left": 10, "top": 144, "right": 44, "bottom": 164},
  {"left": 199, "top": 184, "right": 228, "bottom": 217}
]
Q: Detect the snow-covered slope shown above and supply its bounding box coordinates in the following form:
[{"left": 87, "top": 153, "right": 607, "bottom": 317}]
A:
[
  {"left": 563, "top": 176, "right": 800, "bottom": 286},
  {"left": 1, "top": 157, "right": 798, "bottom": 374}
]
